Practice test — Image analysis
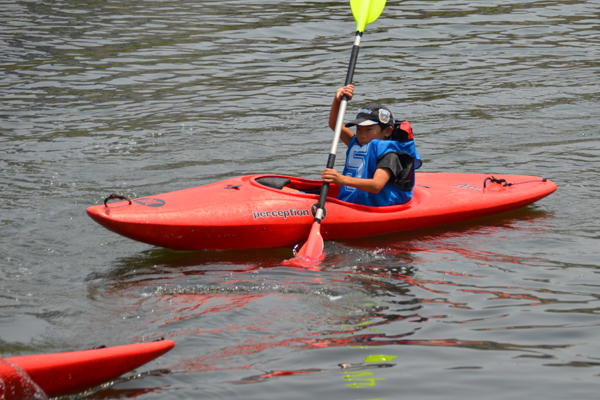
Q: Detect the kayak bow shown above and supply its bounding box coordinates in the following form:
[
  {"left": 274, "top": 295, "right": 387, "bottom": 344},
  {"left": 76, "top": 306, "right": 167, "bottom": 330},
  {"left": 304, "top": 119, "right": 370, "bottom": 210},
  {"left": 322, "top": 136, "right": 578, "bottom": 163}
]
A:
[{"left": 3, "top": 340, "right": 175, "bottom": 397}]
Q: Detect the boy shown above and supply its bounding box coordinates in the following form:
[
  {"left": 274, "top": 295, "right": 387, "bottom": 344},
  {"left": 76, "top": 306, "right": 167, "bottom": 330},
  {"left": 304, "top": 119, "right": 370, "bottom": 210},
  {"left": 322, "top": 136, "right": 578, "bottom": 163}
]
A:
[{"left": 322, "top": 85, "right": 422, "bottom": 207}]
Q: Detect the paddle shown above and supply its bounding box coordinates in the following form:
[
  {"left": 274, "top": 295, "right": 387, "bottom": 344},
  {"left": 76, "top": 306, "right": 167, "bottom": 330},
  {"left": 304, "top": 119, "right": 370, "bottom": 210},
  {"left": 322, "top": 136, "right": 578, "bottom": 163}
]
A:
[{"left": 292, "top": 0, "right": 387, "bottom": 262}]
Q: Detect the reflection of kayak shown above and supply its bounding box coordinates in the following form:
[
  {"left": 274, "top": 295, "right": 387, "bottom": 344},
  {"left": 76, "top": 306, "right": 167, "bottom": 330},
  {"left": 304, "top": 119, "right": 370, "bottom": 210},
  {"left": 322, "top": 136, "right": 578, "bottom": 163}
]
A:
[
  {"left": 2, "top": 339, "right": 175, "bottom": 397},
  {"left": 86, "top": 173, "right": 556, "bottom": 251}
]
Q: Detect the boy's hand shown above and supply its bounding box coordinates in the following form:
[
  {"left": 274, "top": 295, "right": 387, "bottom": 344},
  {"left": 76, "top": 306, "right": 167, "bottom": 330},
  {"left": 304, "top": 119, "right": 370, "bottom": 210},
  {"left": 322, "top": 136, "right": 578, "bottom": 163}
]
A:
[
  {"left": 335, "top": 85, "right": 354, "bottom": 102},
  {"left": 322, "top": 168, "right": 346, "bottom": 185}
]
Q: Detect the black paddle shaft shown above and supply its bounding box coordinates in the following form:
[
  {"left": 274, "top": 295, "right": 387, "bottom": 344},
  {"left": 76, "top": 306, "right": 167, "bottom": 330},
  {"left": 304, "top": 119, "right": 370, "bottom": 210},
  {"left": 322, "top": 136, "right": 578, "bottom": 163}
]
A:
[{"left": 315, "top": 32, "right": 363, "bottom": 218}]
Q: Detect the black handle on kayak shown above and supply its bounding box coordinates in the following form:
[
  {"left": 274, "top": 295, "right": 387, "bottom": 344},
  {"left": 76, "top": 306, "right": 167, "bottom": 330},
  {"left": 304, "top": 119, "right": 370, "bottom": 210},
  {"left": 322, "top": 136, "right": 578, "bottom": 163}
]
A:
[{"left": 104, "top": 192, "right": 132, "bottom": 207}]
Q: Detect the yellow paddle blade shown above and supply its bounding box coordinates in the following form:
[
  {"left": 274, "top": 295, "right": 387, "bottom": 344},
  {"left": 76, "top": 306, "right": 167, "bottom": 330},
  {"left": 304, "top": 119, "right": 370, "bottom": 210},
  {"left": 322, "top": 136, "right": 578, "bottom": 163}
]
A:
[{"left": 350, "top": 0, "right": 386, "bottom": 32}]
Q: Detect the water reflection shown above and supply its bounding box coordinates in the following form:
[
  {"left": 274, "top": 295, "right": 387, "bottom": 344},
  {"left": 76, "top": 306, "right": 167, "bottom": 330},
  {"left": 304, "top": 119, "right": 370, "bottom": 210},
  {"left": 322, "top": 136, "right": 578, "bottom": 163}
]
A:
[
  {"left": 89, "top": 241, "right": 580, "bottom": 385},
  {"left": 227, "top": 361, "right": 395, "bottom": 386}
]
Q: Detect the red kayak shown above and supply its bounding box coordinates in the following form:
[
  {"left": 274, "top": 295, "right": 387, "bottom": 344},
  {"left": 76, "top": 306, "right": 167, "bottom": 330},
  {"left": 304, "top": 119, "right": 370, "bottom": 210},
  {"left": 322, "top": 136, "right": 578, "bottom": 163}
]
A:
[
  {"left": 1, "top": 340, "right": 175, "bottom": 398},
  {"left": 86, "top": 172, "right": 556, "bottom": 251}
]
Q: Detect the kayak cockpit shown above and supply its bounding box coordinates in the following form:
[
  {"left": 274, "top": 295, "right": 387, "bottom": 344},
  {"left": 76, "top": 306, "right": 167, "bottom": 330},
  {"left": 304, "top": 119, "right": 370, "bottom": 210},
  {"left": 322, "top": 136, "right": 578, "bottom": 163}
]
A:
[
  {"left": 251, "top": 175, "right": 340, "bottom": 198},
  {"left": 249, "top": 174, "right": 417, "bottom": 211}
]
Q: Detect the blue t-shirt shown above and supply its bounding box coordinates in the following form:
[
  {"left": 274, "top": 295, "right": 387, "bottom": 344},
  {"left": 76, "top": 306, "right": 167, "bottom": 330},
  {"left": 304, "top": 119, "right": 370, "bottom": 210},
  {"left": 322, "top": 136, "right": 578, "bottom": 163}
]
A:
[{"left": 337, "top": 136, "right": 422, "bottom": 207}]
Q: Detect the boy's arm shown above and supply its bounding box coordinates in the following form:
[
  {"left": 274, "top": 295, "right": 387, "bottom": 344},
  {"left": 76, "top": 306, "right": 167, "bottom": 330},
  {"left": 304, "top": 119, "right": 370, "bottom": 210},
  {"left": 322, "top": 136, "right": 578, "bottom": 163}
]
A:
[
  {"left": 322, "top": 167, "right": 392, "bottom": 194},
  {"left": 329, "top": 85, "right": 355, "bottom": 146}
]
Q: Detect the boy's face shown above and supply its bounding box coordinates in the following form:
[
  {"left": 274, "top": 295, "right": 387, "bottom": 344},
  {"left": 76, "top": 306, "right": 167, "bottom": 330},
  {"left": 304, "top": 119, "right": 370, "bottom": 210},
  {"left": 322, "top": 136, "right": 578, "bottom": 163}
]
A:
[{"left": 355, "top": 124, "right": 392, "bottom": 146}]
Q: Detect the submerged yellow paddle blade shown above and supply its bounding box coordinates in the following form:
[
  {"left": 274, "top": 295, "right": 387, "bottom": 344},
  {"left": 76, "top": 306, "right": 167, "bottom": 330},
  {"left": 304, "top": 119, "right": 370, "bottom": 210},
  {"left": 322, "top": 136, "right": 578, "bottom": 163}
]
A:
[{"left": 351, "top": 0, "right": 386, "bottom": 32}]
